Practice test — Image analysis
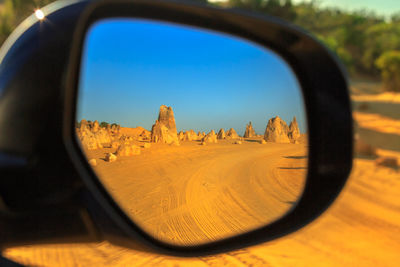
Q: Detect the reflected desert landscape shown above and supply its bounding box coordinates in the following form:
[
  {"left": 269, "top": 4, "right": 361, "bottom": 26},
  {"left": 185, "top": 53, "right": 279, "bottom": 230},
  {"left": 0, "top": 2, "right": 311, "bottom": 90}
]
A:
[
  {"left": 4, "top": 13, "right": 400, "bottom": 266},
  {"left": 76, "top": 105, "right": 307, "bottom": 245},
  {"left": 4, "top": 81, "right": 400, "bottom": 267}
]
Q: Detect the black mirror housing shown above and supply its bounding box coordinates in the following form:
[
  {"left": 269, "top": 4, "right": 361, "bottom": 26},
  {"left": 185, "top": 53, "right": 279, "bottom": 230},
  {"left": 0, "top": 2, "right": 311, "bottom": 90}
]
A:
[{"left": 0, "top": 0, "right": 352, "bottom": 256}]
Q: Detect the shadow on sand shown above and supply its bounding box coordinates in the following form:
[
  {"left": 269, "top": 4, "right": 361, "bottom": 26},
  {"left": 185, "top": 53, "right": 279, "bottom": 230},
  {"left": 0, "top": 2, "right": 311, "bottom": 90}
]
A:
[
  {"left": 283, "top": 156, "right": 307, "bottom": 159},
  {"left": 278, "top": 167, "right": 307, "bottom": 170},
  {"left": 352, "top": 101, "right": 400, "bottom": 120},
  {"left": 358, "top": 127, "right": 400, "bottom": 152},
  {"left": 244, "top": 139, "right": 261, "bottom": 143}
]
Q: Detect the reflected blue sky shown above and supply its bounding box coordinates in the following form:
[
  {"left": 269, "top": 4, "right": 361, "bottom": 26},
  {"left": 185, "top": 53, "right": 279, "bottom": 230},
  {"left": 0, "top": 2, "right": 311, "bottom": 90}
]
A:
[{"left": 77, "top": 19, "right": 306, "bottom": 134}]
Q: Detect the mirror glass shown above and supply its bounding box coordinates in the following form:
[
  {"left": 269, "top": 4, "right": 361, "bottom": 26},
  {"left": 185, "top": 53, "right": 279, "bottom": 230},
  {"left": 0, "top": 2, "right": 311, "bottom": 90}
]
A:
[{"left": 76, "top": 19, "right": 308, "bottom": 246}]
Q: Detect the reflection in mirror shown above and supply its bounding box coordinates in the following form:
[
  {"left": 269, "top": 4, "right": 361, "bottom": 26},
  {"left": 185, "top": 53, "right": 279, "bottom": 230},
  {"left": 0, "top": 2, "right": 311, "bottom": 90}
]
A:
[{"left": 76, "top": 19, "right": 308, "bottom": 246}]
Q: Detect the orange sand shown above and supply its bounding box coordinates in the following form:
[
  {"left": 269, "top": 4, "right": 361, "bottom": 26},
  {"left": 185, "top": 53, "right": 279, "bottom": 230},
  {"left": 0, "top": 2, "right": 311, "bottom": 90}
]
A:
[
  {"left": 4, "top": 90, "right": 400, "bottom": 266},
  {"left": 4, "top": 158, "right": 400, "bottom": 266},
  {"left": 87, "top": 138, "right": 307, "bottom": 245}
]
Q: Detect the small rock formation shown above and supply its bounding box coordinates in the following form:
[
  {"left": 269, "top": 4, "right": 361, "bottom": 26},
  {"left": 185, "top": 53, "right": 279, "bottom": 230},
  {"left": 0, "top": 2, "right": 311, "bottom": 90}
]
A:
[
  {"left": 260, "top": 139, "right": 267, "bottom": 144},
  {"left": 264, "top": 116, "right": 290, "bottom": 143},
  {"left": 202, "top": 130, "right": 218, "bottom": 143},
  {"left": 178, "top": 131, "right": 185, "bottom": 141},
  {"left": 226, "top": 128, "right": 239, "bottom": 139},
  {"left": 151, "top": 105, "right": 179, "bottom": 144},
  {"left": 243, "top": 122, "right": 256, "bottom": 138},
  {"left": 217, "top": 128, "right": 226, "bottom": 139},
  {"left": 234, "top": 140, "right": 242, "bottom": 145},
  {"left": 143, "top": 143, "right": 151, "bottom": 149},
  {"left": 189, "top": 129, "right": 198, "bottom": 140},
  {"left": 106, "top": 153, "right": 117, "bottom": 162},
  {"left": 183, "top": 130, "right": 196, "bottom": 141},
  {"left": 198, "top": 132, "right": 206, "bottom": 139},
  {"left": 288, "top": 117, "right": 301, "bottom": 143},
  {"left": 111, "top": 124, "right": 121, "bottom": 135},
  {"left": 119, "top": 135, "right": 134, "bottom": 145},
  {"left": 115, "top": 144, "right": 141, "bottom": 157},
  {"left": 89, "top": 159, "right": 97, "bottom": 166},
  {"left": 375, "top": 157, "right": 398, "bottom": 169},
  {"left": 138, "top": 130, "right": 151, "bottom": 141},
  {"left": 77, "top": 120, "right": 114, "bottom": 150},
  {"left": 111, "top": 141, "right": 120, "bottom": 149}
]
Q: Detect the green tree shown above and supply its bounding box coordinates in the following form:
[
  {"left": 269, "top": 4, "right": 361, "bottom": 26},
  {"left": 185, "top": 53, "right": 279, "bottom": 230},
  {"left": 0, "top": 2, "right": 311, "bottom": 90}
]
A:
[
  {"left": 375, "top": 50, "right": 400, "bottom": 92},
  {"left": 227, "top": 0, "right": 296, "bottom": 21},
  {"left": 100, "top": 121, "right": 109, "bottom": 128},
  {"left": 362, "top": 22, "right": 400, "bottom": 74},
  {"left": 2, "top": 0, "right": 400, "bottom": 86}
]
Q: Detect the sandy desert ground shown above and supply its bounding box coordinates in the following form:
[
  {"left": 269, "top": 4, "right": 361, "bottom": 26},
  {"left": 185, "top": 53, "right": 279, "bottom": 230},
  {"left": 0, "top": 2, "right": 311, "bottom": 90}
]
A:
[
  {"left": 3, "top": 85, "right": 400, "bottom": 266},
  {"left": 85, "top": 138, "right": 307, "bottom": 245}
]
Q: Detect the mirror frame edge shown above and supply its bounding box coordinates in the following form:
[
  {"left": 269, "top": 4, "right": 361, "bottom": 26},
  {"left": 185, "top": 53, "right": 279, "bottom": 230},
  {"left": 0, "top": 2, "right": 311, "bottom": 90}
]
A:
[{"left": 63, "top": 0, "right": 353, "bottom": 256}]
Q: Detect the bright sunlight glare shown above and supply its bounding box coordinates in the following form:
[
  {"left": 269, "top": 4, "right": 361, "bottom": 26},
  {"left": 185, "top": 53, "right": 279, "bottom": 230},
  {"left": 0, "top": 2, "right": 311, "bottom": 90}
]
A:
[{"left": 35, "top": 9, "right": 45, "bottom": 20}]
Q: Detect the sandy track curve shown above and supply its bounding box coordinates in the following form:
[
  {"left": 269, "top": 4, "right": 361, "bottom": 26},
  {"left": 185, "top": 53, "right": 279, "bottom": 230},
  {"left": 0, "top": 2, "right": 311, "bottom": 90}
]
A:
[
  {"left": 88, "top": 140, "right": 307, "bottom": 245},
  {"left": 5, "top": 158, "right": 400, "bottom": 267}
]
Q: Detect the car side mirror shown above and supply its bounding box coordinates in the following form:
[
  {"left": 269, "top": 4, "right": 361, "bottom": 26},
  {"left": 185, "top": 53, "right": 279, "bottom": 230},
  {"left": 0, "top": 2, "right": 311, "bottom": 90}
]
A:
[{"left": 0, "top": 0, "right": 352, "bottom": 256}]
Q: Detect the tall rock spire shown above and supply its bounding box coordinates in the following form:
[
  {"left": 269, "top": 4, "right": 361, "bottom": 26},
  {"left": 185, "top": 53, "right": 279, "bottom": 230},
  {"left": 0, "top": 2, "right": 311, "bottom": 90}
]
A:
[
  {"left": 151, "top": 105, "right": 179, "bottom": 144},
  {"left": 264, "top": 116, "right": 290, "bottom": 143},
  {"left": 244, "top": 121, "right": 256, "bottom": 138}
]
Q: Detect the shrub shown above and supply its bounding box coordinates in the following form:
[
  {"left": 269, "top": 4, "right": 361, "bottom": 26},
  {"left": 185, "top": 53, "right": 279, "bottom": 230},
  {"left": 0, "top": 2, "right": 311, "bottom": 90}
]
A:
[
  {"left": 100, "top": 121, "right": 109, "bottom": 128},
  {"left": 375, "top": 50, "right": 400, "bottom": 92}
]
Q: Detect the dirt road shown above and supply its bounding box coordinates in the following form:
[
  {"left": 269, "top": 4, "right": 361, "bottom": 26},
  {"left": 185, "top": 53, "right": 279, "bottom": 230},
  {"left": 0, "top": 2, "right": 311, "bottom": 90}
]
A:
[
  {"left": 90, "top": 140, "right": 307, "bottom": 245},
  {"left": 4, "top": 157, "right": 400, "bottom": 266},
  {"left": 4, "top": 126, "right": 400, "bottom": 266}
]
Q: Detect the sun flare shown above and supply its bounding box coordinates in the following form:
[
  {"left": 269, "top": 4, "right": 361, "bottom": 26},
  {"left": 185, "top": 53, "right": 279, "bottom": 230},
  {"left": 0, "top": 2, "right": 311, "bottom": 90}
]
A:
[{"left": 35, "top": 9, "right": 45, "bottom": 20}]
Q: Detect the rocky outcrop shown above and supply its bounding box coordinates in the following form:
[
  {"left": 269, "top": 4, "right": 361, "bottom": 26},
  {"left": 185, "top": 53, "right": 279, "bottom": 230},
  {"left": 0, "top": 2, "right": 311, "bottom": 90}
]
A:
[
  {"left": 115, "top": 144, "right": 141, "bottom": 157},
  {"left": 243, "top": 122, "right": 256, "bottom": 138},
  {"left": 138, "top": 130, "right": 151, "bottom": 141},
  {"left": 198, "top": 132, "right": 206, "bottom": 139},
  {"left": 202, "top": 130, "right": 218, "bottom": 143},
  {"left": 119, "top": 135, "right": 134, "bottom": 144},
  {"left": 182, "top": 130, "right": 199, "bottom": 141},
  {"left": 77, "top": 120, "right": 115, "bottom": 150},
  {"left": 264, "top": 116, "right": 290, "bottom": 143},
  {"left": 217, "top": 128, "right": 226, "bottom": 139},
  {"left": 106, "top": 153, "right": 117, "bottom": 162},
  {"left": 183, "top": 131, "right": 193, "bottom": 141},
  {"left": 111, "top": 141, "right": 120, "bottom": 149},
  {"left": 89, "top": 159, "right": 97, "bottom": 166},
  {"left": 151, "top": 105, "right": 179, "bottom": 144},
  {"left": 178, "top": 131, "right": 185, "bottom": 141},
  {"left": 288, "top": 117, "right": 301, "bottom": 143},
  {"left": 189, "top": 129, "right": 198, "bottom": 140},
  {"left": 226, "top": 128, "right": 239, "bottom": 139}
]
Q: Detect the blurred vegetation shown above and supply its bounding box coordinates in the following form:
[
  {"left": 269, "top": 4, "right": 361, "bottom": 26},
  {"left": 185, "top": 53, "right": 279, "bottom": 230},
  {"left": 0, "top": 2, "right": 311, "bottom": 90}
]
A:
[
  {"left": 1, "top": 0, "right": 399, "bottom": 91},
  {"left": 100, "top": 121, "right": 109, "bottom": 128},
  {"left": 375, "top": 51, "right": 400, "bottom": 92}
]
